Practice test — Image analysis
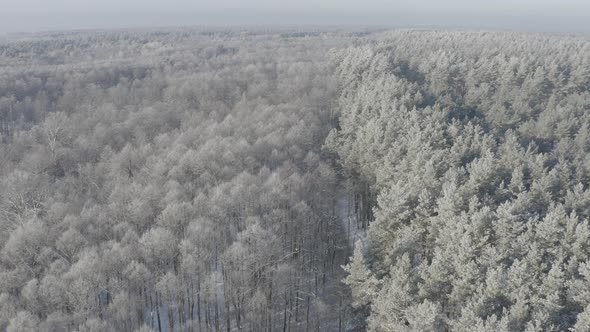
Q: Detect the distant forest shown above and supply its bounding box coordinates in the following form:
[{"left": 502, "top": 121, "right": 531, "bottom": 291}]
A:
[{"left": 1, "top": 28, "right": 590, "bottom": 332}]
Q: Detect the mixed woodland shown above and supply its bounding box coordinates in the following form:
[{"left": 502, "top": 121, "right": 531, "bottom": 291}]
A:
[{"left": 1, "top": 28, "right": 590, "bottom": 331}]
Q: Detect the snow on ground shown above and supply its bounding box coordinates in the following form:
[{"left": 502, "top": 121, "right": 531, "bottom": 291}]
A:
[{"left": 336, "top": 192, "right": 367, "bottom": 253}]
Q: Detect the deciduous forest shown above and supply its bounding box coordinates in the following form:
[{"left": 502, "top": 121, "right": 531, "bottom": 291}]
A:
[{"left": 1, "top": 28, "right": 590, "bottom": 332}]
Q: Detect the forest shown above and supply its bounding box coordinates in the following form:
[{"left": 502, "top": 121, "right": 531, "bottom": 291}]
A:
[{"left": 1, "top": 28, "right": 590, "bottom": 332}]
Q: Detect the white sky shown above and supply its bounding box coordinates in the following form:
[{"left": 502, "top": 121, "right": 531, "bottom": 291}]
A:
[{"left": 0, "top": 0, "right": 589, "bottom": 32}]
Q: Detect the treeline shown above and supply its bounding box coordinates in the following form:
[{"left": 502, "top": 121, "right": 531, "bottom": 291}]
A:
[
  {"left": 0, "top": 29, "right": 357, "bottom": 331},
  {"left": 327, "top": 30, "right": 590, "bottom": 331}
]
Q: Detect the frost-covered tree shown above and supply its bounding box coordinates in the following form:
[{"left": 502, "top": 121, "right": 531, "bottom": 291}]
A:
[{"left": 329, "top": 30, "right": 590, "bottom": 331}]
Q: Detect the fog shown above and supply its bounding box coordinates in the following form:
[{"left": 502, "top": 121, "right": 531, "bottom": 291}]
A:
[{"left": 1, "top": 0, "right": 589, "bottom": 34}]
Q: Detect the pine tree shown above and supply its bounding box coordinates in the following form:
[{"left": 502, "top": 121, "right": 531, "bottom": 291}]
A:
[{"left": 343, "top": 241, "right": 378, "bottom": 308}]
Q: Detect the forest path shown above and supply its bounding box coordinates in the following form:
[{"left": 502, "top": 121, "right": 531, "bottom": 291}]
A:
[{"left": 336, "top": 192, "right": 367, "bottom": 251}]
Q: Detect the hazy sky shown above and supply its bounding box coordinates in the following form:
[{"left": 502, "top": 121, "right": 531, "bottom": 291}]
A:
[{"left": 1, "top": 0, "right": 589, "bottom": 32}]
